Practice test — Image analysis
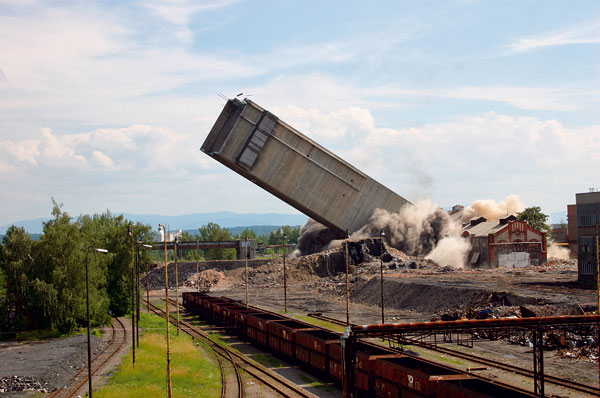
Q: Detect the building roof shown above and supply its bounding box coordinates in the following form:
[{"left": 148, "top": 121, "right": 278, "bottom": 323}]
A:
[{"left": 462, "top": 221, "right": 505, "bottom": 237}]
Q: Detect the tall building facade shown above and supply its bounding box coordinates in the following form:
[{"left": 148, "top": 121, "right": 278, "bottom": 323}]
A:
[{"left": 576, "top": 191, "right": 600, "bottom": 281}]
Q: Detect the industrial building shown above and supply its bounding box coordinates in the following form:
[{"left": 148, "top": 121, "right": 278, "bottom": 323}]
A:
[
  {"left": 461, "top": 215, "right": 547, "bottom": 267},
  {"left": 572, "top": 190, "right": 600, "bottom": 281}
]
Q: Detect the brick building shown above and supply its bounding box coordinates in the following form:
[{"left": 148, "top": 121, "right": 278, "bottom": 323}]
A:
[{"left": 461, "top": 215, "right": 547, "bottom": 268}]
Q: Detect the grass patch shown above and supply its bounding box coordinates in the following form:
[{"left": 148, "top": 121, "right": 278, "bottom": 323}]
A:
[
  {"left": 299, "top": 374, "right": 334, "bottom": 391},
  {"left": 95, "top": 312, "right": 221, "bottom": 398},
  {"left": 294, "top": 315, "right": 346, "bottom": 332},
  {"left": 403, "top": 345, "right": 468, "bottom": 367},
  {"left": 249, "top": 353, "right": 284, "bottom": 368}
]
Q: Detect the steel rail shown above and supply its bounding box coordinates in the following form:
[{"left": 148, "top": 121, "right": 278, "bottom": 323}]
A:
[
  {"left": 65, "top": 317, "right": 128, "bottom": 398},
  {"left": 149, "top": 299, "right": 316, "bottom": 398},
  {"left": 165, "top": 297, "right": 245, "bottom": 398},
  {"left": 47, "top": 317, "right": 126, "bottom": 398},
  {"left": 308, "top": 313, "right": 599, "bottom": 396},
  {"left": 146, "top": 301, "right": 243, "bottom": 398}
]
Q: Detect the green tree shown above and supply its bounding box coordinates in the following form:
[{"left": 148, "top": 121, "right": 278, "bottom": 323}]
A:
[
  {"left": 0, "top": 200, "right": 153, "bottom": 336},
  {"left": 0, "top": 267, "right": 6, "bottom": 301},
  {"left": 517, "top": 206, "right": 551, "bottom": 233},
  {"left": 268, "top": 226, "right": 300, "bottom": 245},
  {"left": 79, "top": 211, "right": 152, "bottom": 317},
  {"left": 180, "top": 230, "right": 196, "bottom": 241},
  {"left": 0, "top": 225, "right": 35, "bottom": 330},
  {"left": 198, "top": 222, "right": 235, "bottom": 260},
  {"left": 35, "top": 202, "right": 93, "bottom": 332},
  {"left": 240, "top": 228, "right": 257, "bottom": 240}
]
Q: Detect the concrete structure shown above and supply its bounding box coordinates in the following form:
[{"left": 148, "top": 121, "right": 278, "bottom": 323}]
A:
[
  {"left": 461, "top": 215, "right": 547, "bottom": 267},
  {"left": 567, "top": 204, "right": 578, "bottom": 258},
  {"left": 201, "top": 99, "right": 411, "bottom": 237},
  {"left": 575, "top": 191, "right": 600, "bottom": 281}
]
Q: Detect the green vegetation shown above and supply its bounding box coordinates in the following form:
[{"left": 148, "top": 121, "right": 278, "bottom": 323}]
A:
[
  {"left": 250, "top": 353, "right": 284, "bottom": 368},
  {"left": 294, "top": 315, "right": 346, "bottom": 332},
  {"left": 516, "top": 206, "right": 551, "bottom": 233},
  {"left": 0, "top": 200, "right": 153, "bottom": 337},
  {"left": 298, "top": 374, "right": 334, "bottom": 391},
  {"left": 267, "top": 225, "right": 299, "bottom": 245},
  {"left": 96, "top": 312, "right": 221, "bottom": 398}
]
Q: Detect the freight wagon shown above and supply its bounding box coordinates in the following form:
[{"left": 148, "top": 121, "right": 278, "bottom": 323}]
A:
[{"left": 182, "top": 292, "right": 534, "bottom": 398}]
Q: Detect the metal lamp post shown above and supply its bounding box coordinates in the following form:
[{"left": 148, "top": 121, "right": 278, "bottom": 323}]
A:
[
  {"left": 174, "top": 236, "right": 180, "bottom": 335},
  {"left": 380, "top": 229, "right": 386, "bottom": 324},
  {"left": 136, "top": 241, "right": 152, "bottom": 348},
  {"left": 282, "top": 233, "right": 287, "bottom": 312},
  {"left": 127, "top": 225, "right": 136, "bottom": 366},
  {"left": 85, "top": 247, "right": 108, "bottom": 398},
  {"left": 158, "top": 224, "right": 172, "bottom": 398}
]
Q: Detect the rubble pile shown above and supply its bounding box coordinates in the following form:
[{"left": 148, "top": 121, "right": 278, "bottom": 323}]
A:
[
  {"left": 186, "top": 269, "right": 226, "bottom": 291},
  {"left": 507, "top": 330, "right": 598, "bottom": 361},
  {"left": 0, "top": 375, "right": 46, "bottom": 393}
]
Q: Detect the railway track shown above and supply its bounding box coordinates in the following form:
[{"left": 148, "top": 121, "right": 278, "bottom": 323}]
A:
[
  {"left": 147, "top": 298, "right": 318, "bottom": 398},
  {"left": 146, "top": 299, "right": 243, "bottom": 398},
  {"left": 307, "top": 312, "right": 600, "bottom": 397},
  {"left": 48, "top": 317, "right": 128, "bottom": 398}
]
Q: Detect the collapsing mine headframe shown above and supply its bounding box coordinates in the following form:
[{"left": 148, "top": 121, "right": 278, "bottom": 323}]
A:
[{"left": 201, "top": 98, "right": 411, "bottom": 238}]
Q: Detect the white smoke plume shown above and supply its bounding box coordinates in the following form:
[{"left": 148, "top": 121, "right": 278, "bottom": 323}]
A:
[
  {"left": 425, "top": 236, "right": 471, "bottom": 269},
  {"left": 547, "top": 241, "right": 571, "bottom": 260},
  {"left": 461, "top": 194, "right": 525, "bottom": 223}
]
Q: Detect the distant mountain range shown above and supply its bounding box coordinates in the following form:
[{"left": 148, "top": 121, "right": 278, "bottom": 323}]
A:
[
  {"left": 1, "top": 209, "right": 569, "bottom": 236},
  {"left": 0, "top": 211, "right": 309, "bottom": 235}
]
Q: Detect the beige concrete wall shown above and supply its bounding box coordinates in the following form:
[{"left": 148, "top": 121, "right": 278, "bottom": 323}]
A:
[{"left": 201, "top": 99, "right": 410, "bottom": 236}]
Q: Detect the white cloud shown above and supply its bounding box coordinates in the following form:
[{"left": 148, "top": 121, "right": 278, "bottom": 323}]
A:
[
  {"left": 509, "top": 19, "right": 600, "bottom": 53},
  {"left": 142, "top": 0, "right": 241, "bottom": 26},
  {"left": 271, "top": 104, "right": 600, "bottom": 207},
  {"left": 91, "top": 151, "right": 115, "bottom": 169},
  {"left": 0, "top": 124, "right": 213, "bottom": 173}
]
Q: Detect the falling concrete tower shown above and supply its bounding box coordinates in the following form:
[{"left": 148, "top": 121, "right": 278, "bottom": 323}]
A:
[{"left": 201, "top": 98, "right": 411, "bottom": 238}]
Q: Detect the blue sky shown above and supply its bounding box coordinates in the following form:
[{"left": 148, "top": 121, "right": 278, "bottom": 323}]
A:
[{"left": 0, "top": 0, "right": 598, "bottom": 226}]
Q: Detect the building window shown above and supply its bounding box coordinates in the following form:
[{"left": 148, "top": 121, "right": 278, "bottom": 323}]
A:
[
  {"left": 580, "top": 215, "right": 593, "bottom": 226},
  {"left": 580, "top": 262, "right": 596, "bottom": 275}
]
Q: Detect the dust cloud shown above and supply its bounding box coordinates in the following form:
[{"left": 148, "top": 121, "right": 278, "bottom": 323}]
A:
[
  {"left": 292, "top": 219, "right": 339, "bottom": 258},
  {"left": 425, "top": 236, "right": 471, "bottom": 269},
  {"left": 352, "top": 199, "right": 455, "bottom": 257},
  {"left": 294, "top": 199, "right": 471, "bottom": 268},
  {"left": 548, "top": 241, "right": 571, "bottom": 260},
  {"left": 461, "top": 194, "right": 524, "bottom": 222}
]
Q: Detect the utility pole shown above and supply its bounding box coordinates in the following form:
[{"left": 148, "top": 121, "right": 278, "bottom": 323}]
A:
[
  {"left": 174, "top": 236, "right": 180, "bottom": 335},
  {"left": 127, "top": 225, "right": 135, "bottom": 366},
  {"left": 283, "top": 233, "right": 287, "bottom": 313},
  {"left": 345, "top": 232, "right": 350, "bottom": 326},
  {"left": 196, "top": 240, "right": 200, "bottom": 292},
  {"left": 158, "top": 224, "right": 172, "bottom": 398},
  {"left": 245, "top": 237, "right": 249, "bottom": 308},
  {"left": 380, "top": 230, "right": 386, "bottom": 324}
]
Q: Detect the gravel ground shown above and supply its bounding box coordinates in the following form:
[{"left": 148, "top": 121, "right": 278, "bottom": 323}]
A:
[{"left": 0, "top": 334, "right": 104, "bottom": 396}]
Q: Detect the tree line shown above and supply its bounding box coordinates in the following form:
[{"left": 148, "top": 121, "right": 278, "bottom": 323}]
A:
[
  {"left": 0, "top": 202, "right": 152, "bottom": 336},
  {"left": 0, "top": 204, "right": 302, "bottom": 336}
]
